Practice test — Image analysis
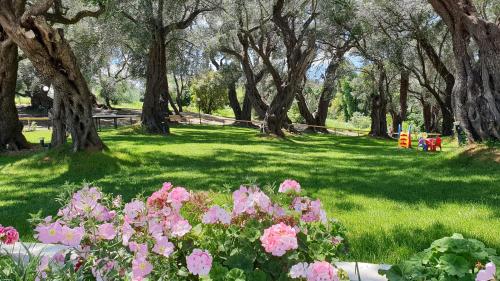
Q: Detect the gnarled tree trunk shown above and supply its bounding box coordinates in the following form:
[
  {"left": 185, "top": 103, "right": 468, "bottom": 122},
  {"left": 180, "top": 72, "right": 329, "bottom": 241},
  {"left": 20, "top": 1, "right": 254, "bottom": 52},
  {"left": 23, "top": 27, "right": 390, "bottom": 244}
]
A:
[
  {"left": 50, "top": 89, "right": 67, "bottom": 147},
  {"left": 296, "top": 91, "right": 316, "bottom": 127},
  {"left": 246, "top": 0, "right": 317, "bottom": 137},
  {"left": 0, "top": 14, "right": 104, "bottom": 151},
  {"left": 142, "top": 28, "right": 169, "bottom": 134},
  {"left": 0, "top": 29, "right": 29, "bottom": 150},
  {"left": 370, "top": 64, "right": 389, "bottom": 137},
  {"left": 428, "top": 0, "right": 500, "bottom": 141},
  {"left": 391, "top": 70, "right": 409, "bottom": 133},
  {"left": 173, "top": 74, "right": 184, "bottom": 112},
  {"left": 417, "top": 35, "right": 455, "bottom": 136},
  {"left": 422, "top": 99, "right": 432, "bottom": 133},
  {"left": 240, "top": 91, "right": 252, "bottom": 121},
  {"left": 313, "top": 59, "right": 342, "bottom": 133},
  {"left": 228, "top": 81, "right": 242, "bottom": 120},
  {"left": 295, "top": 76, "right": 316, "bottom": 129},
  {"left": 238, "top": 34, "right": 269, "bottom": 119}
]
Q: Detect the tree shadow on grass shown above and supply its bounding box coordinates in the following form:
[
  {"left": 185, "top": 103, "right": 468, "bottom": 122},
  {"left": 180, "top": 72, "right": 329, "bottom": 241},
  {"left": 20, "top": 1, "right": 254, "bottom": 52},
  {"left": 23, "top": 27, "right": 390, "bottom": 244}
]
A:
[
  {"left": 0, "top": 149, "right": 123, "bottom": 236},
  {"left": 0, "top": 126, "right": 498, "bottom": 251},
  {"left": 348, "top": 222, "right": 498, "bottom": 264}
]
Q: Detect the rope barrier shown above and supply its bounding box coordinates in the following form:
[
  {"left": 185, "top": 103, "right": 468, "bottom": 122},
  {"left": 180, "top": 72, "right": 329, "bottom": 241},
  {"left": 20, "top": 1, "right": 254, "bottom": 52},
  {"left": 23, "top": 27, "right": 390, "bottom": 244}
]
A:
[{"left": 18, "top": 115, "right": 370, "bottom": 136}]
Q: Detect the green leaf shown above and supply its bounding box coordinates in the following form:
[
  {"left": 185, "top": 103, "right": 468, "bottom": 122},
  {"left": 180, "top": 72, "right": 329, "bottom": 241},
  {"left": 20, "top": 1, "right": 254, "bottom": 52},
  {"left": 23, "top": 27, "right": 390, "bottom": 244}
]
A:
[
  {"left": 247, "top": 270, "right": 268, "bottom": 281},
  {"left": 225, "top": 253, "right": 255, "bottom": 272},
  {"left": 225, "top": 268, "right": 246, "bottom": 281},
  {"left": 210, "top": 263, "right": 229, "bottom": 281},
  {"left": 381, "top": 266, "right": 405, "bottom": 281},
  {"left": 438, "top": 254, "right": 469, "bottom": 277}
]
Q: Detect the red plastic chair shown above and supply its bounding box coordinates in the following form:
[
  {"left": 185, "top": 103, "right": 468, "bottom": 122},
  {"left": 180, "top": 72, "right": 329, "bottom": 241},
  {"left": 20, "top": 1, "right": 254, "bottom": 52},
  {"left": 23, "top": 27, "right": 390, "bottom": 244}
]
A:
[
  {"left": 434, "top": 137, "right": 442, "bottom": 151},
  {"left": 425, "top": 139, "right": 435, "bottom": 151}
]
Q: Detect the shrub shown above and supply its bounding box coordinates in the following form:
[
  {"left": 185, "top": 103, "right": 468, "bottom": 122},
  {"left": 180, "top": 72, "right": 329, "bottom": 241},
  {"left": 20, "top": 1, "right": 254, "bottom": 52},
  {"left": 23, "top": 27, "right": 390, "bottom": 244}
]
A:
[
  {"left": 191, "top": 71, "right": 227, "bottom": 114},
  {"left": 381, "top": 233, "right": 500, "bottom": 281},
  {"left": 350, "top": 112, "right": 371, "bottom": 129},
  {"left": 23, "top": 180, "right": 349, "bottom": 281}
]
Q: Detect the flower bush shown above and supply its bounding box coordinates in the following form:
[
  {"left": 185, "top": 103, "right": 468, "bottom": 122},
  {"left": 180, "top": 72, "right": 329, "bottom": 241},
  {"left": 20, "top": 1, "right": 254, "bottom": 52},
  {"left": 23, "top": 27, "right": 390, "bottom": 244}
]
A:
[
  {"left": 0, "top": 224, "right": 19, "bottom": 245},
  {"left": 2, "top": 181, "right": 499, "bottom": 281},
  {"left": 381, "top": 233, "right": 500, "bottom": 281},
  {"left": 23, "top": 180, "right": 348, "bottom": 281}
]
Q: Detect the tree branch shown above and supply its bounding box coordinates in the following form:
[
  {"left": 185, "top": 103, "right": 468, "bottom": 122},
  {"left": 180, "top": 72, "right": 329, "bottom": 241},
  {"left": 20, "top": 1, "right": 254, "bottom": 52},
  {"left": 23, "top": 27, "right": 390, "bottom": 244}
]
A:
[
  {"left": 220, "top": 46, "right": 243, "bottom": 61},
  {"left": 164, "top": 8, "right": 212, "bottom": 34},
  {"left": 21, "top": 0, "right": 55, "bottom": 23},
  {"left": 121, "top": 11, "right": 139, "bottom": 25},
  {"left": 45, "top": 4, "right": 105, "bottom": 25}
]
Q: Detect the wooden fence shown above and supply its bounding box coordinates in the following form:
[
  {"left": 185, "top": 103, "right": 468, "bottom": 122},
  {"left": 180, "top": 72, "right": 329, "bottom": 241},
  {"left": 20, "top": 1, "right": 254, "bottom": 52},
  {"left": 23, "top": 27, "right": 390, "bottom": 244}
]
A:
[{"left": 19, "top": 115, "right": 370, "bottom": 137}]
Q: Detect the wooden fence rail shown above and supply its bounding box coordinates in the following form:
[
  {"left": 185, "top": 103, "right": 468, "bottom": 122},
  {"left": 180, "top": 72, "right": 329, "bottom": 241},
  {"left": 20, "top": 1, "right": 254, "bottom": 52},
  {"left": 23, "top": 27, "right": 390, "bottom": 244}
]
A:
[{"left": 18, "top": 115, "right": 370, "bottom": 136}]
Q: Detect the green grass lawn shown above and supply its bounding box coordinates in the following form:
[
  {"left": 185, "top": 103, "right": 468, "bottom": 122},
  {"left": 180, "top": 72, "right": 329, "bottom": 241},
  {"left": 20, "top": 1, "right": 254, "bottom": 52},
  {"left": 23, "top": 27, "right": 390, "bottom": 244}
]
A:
[{"left": 1, "top": 126, "right": 499, "bottom": 264}]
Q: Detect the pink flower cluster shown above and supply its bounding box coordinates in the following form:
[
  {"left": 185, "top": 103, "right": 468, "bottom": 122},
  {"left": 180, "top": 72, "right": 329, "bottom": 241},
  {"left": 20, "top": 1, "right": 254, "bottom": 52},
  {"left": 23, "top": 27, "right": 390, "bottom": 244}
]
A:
[
  {"left": 146, "top": 182, "right": 172, "bottom": 209},
  {"left": 125, "top": 183, "right": 193, "bottom": 279},
  {"left": 35, "top": 220, "right": 85, "bottom": 247},
  {"left": 233, "top": 185, "right": 272, "bottom": 215},
  {"left": 28, "top": 179, "right": 342, "bottom": 281},
  {"left": 57, "top": 187, "right": 115, "bottom": 222},
  {"left": 33, "top": 182, "right": 209, "bottom": 281},
  {"left": 35, "top": 187, "right": 114, "bottom": 247},
  {"left": 98, "top": 223, "right": 117, "bottom": 240},
  {"left": 476, "top": 262, "right": 496, "bottom": 281},
  {"left": 279, "top": 179, "right": 301, "bottom": 193},
  {"left": 292, "top": 197, "right": 327, "bottom": 224},
  {"left": 129, "top": 242, "right": 153, "bottom": 281},
  {"left": 121, "top": 183, "right": 192, "bottom": 246},
  {"left": 0, "top": 225, "right": 19, "bottom": 245},
  {"left": 202, "top": 205, "right": 231, "bottom": 225},
  {"left": 152, "top": 236, "right": 175, "bottom": 257},
  {"left": 260, "top": 222, "right": 298, "bottom": 256},
  {"left": 186, "top": 249, "right": 213, "bottom": 276},
  {"left": 290, "top": 261, "right": 340, "bottom": 281}
]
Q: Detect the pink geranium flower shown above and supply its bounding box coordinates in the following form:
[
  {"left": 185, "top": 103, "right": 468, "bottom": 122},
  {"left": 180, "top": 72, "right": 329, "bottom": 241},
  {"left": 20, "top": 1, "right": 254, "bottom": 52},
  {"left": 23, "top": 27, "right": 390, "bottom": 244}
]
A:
[
  {"left": 124, "top": 200, "right": 146, "bottom": 224},
  {"left": 132, "top": 257, "right": 153, "bottom": 280},
  {"left": 167, "top": 187, "right": 190, "bottom": 210},
  {"left": 260, "top": 223, "right": 298, "bottom": 256},
  {"left": 122, "top": 222, "right": 135, "bottom": 246},
  {"left": 233, "top": 186, "right": 272, "bottom": 216},
  {"left": 293, "top": 197, "right": 327, "bottom": 224},
  {"left": 147, "top": 182, "right": 172, "bottom": 209},
  {"left": 148, "top": 218, "right": 164, "bottom": 238},
  {"left": 170, "top": 219, "right": 191, "bottom": 237},
  {"left": 477, "top": 262, "right": 496, "bottom": 281},
  {"left": 35, "top": 222, "right": 63, "bottom": 244},
  {"left": 279, "top": 179, "right": 301, "bottom": 193},
  {"left": 290, "top": 262, "right": 309, "bottom": 279},
  {"left": 60, "top": 226, "right": 85, "bottom": 247},
  {"left": 35, "top": 256, "right": 50, "bottom": 281},
  {"left": 152, "top": 236, "right": 175, "bottom": 257},
  {"left": 98, "top": 223, "right": 116, "bottom": 240},
  {"left": 72, "top": 187, "right": 101, "bottom": 212},
  {"left": 186, "top": 249, "right": 213, "bottom": 276},
  {"left": 52, "top": 250, "right": 66, "bottom": 265},
  {"left": 91, "top": 203, "right": 114, "bottom": 222},
  {"left": 202, "top": 206, "right": 231, "bottom": 225},
  {"left": 0, "top": 226, "right": 19, "bottom": 245},
  {"left": 129, "top": 242, "right": 149, "bottom": 258},
  {"left": 306, "top": 261, "right": 339, "bottom": 281}
]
